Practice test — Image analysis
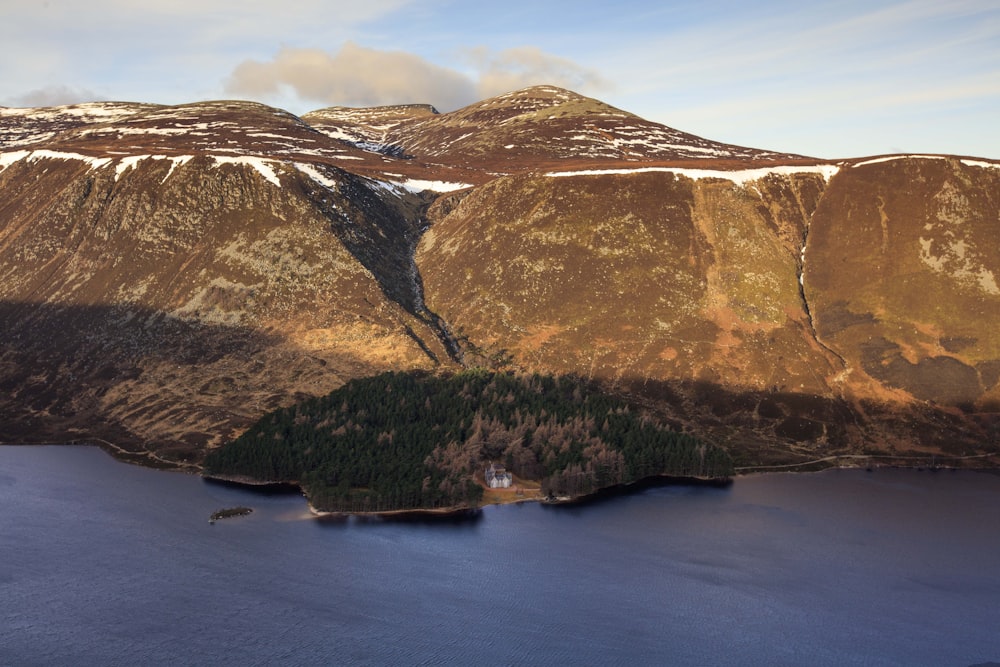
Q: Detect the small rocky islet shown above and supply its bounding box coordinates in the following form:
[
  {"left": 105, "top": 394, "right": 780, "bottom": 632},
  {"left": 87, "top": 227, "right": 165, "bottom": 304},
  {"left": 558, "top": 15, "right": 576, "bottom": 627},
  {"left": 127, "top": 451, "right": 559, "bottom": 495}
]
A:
[{"left": 209, "top": 506, "right": 253, "bottom": 524}]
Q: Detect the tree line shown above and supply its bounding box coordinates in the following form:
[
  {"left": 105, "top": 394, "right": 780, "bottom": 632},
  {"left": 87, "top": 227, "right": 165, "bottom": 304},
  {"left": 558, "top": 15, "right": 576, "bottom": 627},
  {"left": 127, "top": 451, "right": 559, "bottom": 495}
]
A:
[{"left": 202, "top": 369, "right": 733, "bottom": 512}]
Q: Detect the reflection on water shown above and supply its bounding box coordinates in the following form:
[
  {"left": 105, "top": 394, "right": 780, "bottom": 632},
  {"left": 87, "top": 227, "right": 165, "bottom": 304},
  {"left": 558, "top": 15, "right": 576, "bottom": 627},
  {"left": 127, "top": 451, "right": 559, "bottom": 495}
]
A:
[{"left": 1, "top": 445, "right": 999, "bottom": 666}]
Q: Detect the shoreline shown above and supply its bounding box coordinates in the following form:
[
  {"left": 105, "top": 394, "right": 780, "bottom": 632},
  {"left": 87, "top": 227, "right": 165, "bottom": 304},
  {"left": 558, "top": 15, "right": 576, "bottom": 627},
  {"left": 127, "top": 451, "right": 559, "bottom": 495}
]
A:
[
  {"left": 540, "top": 473, "right": 734, "bottom": 508},
  {"left": 733, "top": 451, "right": 999, "bottom": 474},
  {"left": 308, "top": 504, "right": 484, "bottom": 522},
  {"left": 5, "top": 440, "right": 998, "bottom": 519},
  {"left": 0, "top": 438, "right": 202, "bottom": 472}
]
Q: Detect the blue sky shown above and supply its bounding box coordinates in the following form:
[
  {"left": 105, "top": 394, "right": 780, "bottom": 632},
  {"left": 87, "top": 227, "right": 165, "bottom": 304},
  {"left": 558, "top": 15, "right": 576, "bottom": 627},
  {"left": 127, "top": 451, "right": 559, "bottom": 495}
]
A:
[{"left": 1, "top": 0, "right": 997, "bottom": 159}]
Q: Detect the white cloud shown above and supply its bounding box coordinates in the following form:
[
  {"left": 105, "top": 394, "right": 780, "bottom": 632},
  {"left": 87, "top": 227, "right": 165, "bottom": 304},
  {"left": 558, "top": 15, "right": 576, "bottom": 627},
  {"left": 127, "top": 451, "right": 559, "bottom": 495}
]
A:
[
  {"left": 465, "top": 46, "right": 610, "bottom": 100},
  {"left": 8, "top": 85, "right": 104, "bottom": 108},
  {"left": 224, "top": 44, "right": 608, "bottom": 111},
  {"left": 225, "top": 44, "right": 476, "bottom": 110}
]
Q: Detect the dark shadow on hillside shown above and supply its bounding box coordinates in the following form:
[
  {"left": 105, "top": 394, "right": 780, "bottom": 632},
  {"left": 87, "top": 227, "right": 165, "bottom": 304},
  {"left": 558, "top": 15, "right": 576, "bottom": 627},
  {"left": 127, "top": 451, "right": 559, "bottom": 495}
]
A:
[
  {"left": 297, "top": 168, "right": 464, "bottom": 363},
  {"left": 613, "top": 376, "right": 1000, "bottom": 466},
  {"left": 3, "top": 300, "right": 997, "bottom": 475},
  {"left": 0, "top": 300, "right": 281, "bottom": 365},
  {"left": 0, "top": 300, "right": 283, "bottom": 447}
]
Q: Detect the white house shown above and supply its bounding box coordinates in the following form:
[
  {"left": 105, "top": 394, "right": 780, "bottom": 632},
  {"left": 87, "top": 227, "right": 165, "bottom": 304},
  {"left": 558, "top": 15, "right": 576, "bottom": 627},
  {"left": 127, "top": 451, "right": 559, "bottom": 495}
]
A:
[{"left": 485, "top": 463, "right": 513, "bottom": 489}]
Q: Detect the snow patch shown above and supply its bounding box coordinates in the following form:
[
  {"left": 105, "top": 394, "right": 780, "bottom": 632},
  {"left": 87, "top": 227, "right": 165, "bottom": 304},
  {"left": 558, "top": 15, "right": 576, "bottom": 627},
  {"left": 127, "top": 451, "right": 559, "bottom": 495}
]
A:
[
  {"left": 246, "top": 132, "right": 316, "bottom": 142},
  {"left": 161, "top": 155, "right": 193, "bottom": 182},
  {"left": 961, "top": 159, "right": 1000, "bottom": 170},
  {"left": 366, "top": 177, "right": 472, "bottom": 195},
  {"left": 546, "top": 164, "right": 840, "bottom": 185},
  {"left": 0, "top": 150, "right": 31, "bottom": 170},
  {"left": 392, "top": 178, "right": 473, "bottom": 193},
  {"left": 57, "top": 103, "right": 145, "bottom": 119},
  {"left": 111, "top": 155, "right": 193, "bottom": 182},
  {"left": 851, "top": 155, "right": 947, "bottom": 167},
  {"left": 852, "top": 155, "right": 1000, "bottom": 171},
  {"left": 115, "top": 155, "right": 147, "bottom": 180},
  {"left": 211, "top": 155, "right": 281, "bottom": 187},
  {"left": 82, "top": 126, "right": 189, "bottom": 137},
  {"left": 315, "top": 127, "right": 360, "bottom": 142},
  {"left": 295, "top": 162, "right": 340, "bottom": 190},
  {"left": 24, "top": 149, "right": 113, "bottom": 171},
  {"left": 286, "top": 147, "right": 362, "bottom": 159}
]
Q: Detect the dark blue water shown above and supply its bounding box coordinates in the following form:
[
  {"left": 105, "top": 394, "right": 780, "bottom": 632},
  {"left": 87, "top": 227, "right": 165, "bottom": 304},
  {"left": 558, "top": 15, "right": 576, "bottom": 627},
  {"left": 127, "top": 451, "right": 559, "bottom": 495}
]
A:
[{"left": 2, "top": 445, "right": 999, "bottom": 666}]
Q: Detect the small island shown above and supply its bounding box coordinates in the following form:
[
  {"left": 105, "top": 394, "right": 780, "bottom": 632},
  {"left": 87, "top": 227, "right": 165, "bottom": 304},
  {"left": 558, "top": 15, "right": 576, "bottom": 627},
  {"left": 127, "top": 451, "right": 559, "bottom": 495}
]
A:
[
  {"left": 202, "top": 369, "right": 733, "bottom": 515},
  {"left": 209, "top": 506, "right": 253, "bottom": 523}
]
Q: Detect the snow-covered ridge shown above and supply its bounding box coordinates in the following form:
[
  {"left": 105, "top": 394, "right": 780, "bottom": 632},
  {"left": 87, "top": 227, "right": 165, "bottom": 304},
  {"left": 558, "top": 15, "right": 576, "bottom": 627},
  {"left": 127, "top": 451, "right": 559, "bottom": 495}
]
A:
[
  {"left": 962, "top": 159, "right": 1000, "bottom": 170},
  {"left": 545, "top": 164, "right": 841, "bottom": 184},
  {"left": 0, "top": 148, "right": 407, "bottom": 192},
  {"left": 1, "top": 147, "right": 401, "bottom": 193},
  {"left": 0, "top": 149, "right": 283, "bottom": 188},
  {"left": 0, "top": 149, "right": 113, "bottom": 171},
  {"left": 851, "top": 155, "right": 1000, "bottom": 169},
  {"left": 0, "top": 101, "right": 155, "bottom": 122},
  {"left": 0, "top": 150, "right": 31, "bottom": 169},
  {"left": 0, "top": 149, "right": 196, "bottom": 182}
]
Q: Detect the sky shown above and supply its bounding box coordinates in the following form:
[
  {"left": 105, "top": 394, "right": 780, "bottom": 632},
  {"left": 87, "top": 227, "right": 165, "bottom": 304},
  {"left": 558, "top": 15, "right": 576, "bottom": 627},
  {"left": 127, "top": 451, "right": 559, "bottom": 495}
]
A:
[{"left": 1, "top": 0, "right": 998, "bottom": 159}]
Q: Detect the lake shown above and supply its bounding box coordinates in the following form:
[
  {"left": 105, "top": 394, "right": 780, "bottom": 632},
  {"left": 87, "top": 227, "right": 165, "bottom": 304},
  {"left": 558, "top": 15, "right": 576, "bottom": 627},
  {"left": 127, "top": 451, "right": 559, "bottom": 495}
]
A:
[{"left": 2, "top": 445, "right": 999, "bottom": 666}]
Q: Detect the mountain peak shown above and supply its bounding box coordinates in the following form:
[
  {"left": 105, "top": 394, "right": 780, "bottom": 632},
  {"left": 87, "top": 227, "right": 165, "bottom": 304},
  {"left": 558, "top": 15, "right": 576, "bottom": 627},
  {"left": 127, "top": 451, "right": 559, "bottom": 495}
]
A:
[
  {"left": 485, "top": 84, "right": 595, "bottom": 105},
  {"left": 448, "top": 85, "right": 632, "bottom": 124},
  {"left": 378, "top": 85, "right": 802, "bottom": 165}
]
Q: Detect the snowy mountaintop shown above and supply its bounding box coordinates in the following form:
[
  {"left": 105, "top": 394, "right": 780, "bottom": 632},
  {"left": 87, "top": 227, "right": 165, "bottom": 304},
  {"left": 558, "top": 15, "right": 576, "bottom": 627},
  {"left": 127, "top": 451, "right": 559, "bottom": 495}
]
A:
[
  {"left": 1, "top": 86, "right": 842, "bottom": 191},
  {"left": 0, "top": 101, "right": 161, "bottom": 148},
  {"left": 380, "top": 85, "right": 808, "bottom": 165}
]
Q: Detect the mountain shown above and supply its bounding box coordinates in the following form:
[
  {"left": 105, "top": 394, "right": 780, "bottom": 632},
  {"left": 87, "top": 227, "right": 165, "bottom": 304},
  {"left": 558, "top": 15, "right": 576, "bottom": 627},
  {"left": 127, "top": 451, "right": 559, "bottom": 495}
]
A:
[{"left": 1, "top": 86, "right": 998, "bottom": 468}]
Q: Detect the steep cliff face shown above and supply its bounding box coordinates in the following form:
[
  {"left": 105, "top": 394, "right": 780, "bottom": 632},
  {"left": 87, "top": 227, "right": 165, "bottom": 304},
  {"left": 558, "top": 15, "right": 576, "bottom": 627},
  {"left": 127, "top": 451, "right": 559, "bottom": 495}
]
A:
[
  {"left": 806, "top": 157, "right": 1000, "bottom": 409},
  {"left": 1, "top": 88, "right": 998, "bottom": 466},
  {"left": 0, "top": 152, "right": 448, "bottom": 460},
  {"left": 417, "top": 161, "right": 1000, "bottom": 459},
  {"left": 417, "top": 168, "right": 831, "bottom": 387}
]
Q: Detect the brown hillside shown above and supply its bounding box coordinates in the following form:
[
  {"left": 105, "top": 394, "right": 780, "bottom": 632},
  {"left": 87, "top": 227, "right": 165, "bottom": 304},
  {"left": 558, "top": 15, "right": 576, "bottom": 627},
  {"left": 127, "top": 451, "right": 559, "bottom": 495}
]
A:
[{"left": 0, "top": 89, "right": 998, "bottom": 467}]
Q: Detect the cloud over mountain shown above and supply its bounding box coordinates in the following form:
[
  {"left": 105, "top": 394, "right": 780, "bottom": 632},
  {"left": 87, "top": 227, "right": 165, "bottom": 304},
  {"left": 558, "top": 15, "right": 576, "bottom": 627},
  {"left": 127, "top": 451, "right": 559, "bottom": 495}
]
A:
[
  {"left": 465, "top": 46, "right": 609, "bottom": 100},
  {"left": 8, "top": 85, "right": 103, "bottom": 108},
  {"left": 225, "top": 43, "right": 475, "bottom": 109},
  {"left": 225, "top": 43, "right": 606, "bottom": 110}
]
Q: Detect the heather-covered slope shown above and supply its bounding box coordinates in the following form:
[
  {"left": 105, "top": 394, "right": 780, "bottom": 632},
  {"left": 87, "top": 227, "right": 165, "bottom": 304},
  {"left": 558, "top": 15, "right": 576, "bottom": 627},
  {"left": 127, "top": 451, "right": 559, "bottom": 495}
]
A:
[
  {"left": 1, "top": 88, "right": 998, "bottom": 468},
  {"left": 417, "top": 161, "right": 1000, "bottom": 461},
  {"left": 806, "top": 156, "right": 1000, "bottom": 409},
  {"left": 306, "top": 85, "right": 807, "bottom": 175},
  {"left": 417, "top": 167, "right": 836, "bottom": 390},
  {"left": 0, "top": 150, "right": 450, "bottom": 462},
  {"left": 383, "top": 85, "right": 803, "bottom": 167}
]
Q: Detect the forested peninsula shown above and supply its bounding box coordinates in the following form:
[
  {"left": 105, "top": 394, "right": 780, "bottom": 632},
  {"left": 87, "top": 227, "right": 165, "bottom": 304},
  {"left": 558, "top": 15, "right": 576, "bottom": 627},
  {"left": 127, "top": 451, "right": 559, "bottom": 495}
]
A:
[{"left": 202, "top": 370, "right": 733, "bottom": 513}]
